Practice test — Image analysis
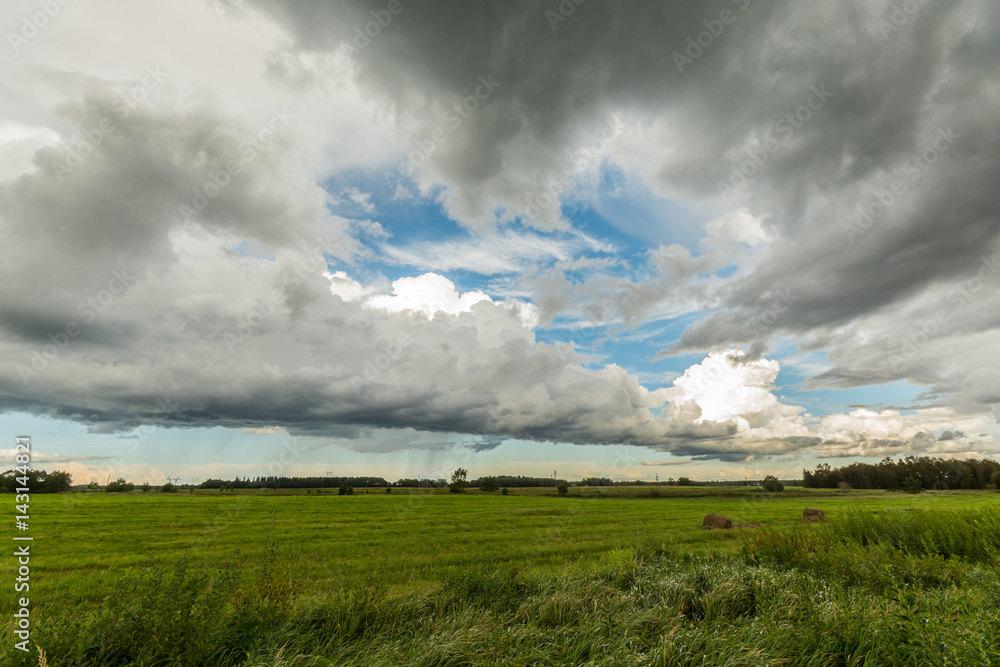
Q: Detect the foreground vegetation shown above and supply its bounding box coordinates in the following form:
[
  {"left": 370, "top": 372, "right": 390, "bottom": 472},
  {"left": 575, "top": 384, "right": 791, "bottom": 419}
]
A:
[{"left": 3, "top": 488, "right": 998, "bottom": 665}]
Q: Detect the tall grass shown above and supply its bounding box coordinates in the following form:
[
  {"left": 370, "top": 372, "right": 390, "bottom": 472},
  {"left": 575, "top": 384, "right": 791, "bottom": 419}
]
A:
[
  {"left": 6, "top": 508, "right": 1000, "bottom": 665},
  {"left": 832, "top": 507, "right": 1000, "bottom": 563}
]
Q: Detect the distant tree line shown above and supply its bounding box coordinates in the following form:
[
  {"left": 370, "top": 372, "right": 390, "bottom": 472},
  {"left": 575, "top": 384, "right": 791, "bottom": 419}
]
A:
[
  {"left": 470, "top": 475, "right": 565, "bottom": 488},
  {"left": 393, "top": 478, "right": 448, "bottom": 488},
  {"left": 199, "top": 476, "right": 390, "bottom": 490},
  {"left": 0, "top": 469, "right": 72, "bottom": 493},
  {"left": 574, "top": 476, "right": 703, "bottom": 487},
  {"left": 803, "top": 457, "right": 1000, "bottom": 491}
]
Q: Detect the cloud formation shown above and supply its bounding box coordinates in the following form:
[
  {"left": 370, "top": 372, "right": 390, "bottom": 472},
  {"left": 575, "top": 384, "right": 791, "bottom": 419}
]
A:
[{"left": 0, "top": 0, "right": 998, "bottom": 467}]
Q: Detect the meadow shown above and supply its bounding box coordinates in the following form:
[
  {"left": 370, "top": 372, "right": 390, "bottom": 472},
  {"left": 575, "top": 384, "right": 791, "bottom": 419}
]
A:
[{"left": 2, "top": 487, "right": 999, "bottom": 666}]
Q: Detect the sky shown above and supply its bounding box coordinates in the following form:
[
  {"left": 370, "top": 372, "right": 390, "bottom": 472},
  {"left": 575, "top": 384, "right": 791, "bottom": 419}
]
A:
[{"left": 1, "top": 0, "right": 999, "bottom": 486}]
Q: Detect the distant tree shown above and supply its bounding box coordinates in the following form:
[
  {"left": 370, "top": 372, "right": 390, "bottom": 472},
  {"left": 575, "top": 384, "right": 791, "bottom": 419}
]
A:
[
  {"left": 140, "top": 482, "right": 151, "bottom": 493},
  {"left": 220, "top": 482, "right": 234, "bottom": 492},
  {"left": 479, "top": 477, "right": 499, "bottom": 493},
  {"left": 991, "top": 470, "right": 1000, "bottom": 488},
  {"left": 902, "top": 476, "right": 923, "bottom": 494},
  {"left": 761, "top": 475, "right": 784, "bottom": 493},
  {"left": 449, "top": 468, "right": 468, "bottom": 494},
  {"left": 43, "top": 471, "right": 72, "bottom": 493},
  {"left": 106, "top": 477, "right": 134, "bottom": 493},
  {"left": 501, "top": 487, "right": 509, "bottom": 496},
  {"left": 339, "top": 482, "right": 353, "bottom": 495},
  {"left": 838, "top": 481, "right": 853, "bottom": 494},
  {"left": 676, "top": 476, "right": 694, "bottom": 487},
  {"left": 386, "top": 485, "right": 392, "bottom": 494},
  {"left": 556, "top": 481, "right": 569, "bottom": 496},
  {"left": 160, "top": 482, "right": 178, "bottom": 493}
]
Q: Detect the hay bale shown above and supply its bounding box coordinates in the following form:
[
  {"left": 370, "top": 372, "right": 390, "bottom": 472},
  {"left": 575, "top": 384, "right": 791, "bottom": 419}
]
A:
[
  {"left": 702, "top": 513, "right": 733, "bottom": 530},
  {"left": 803, "top": 508, "right": 825, "bottom": 522}
]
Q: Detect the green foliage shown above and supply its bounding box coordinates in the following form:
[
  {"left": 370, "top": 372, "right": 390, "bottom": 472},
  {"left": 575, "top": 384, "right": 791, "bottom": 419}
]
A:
[
  {"left": 105, "top": 477, "right": 134, "bottom": 493},
  {"left": 556, "top": 480, "right": 569, "bottom": 495},
  {"left": 804, "top": 456, "right": 1000, "bottom": 490},
  {"left": 72, "top": 558, "right": 239, "bottom": 665},
  {"left": 385, "top": 485, "right": 392, "bottom": 494},
  {"left": 0, "top": 469, "right": 72, "bottom": 493},
  {"left": 761, "top": 475, "right": 784, "bottom": 492},
  {"left": 449, "top": 468, "right": 468, "bottom": 493},
  {"left": 479, "top": 476, "right": 499, "bottom": 493},
  {"left": 501, "top": 487, "right": 509, "bottom": 495},
  {"left": 831, "top": 508, "right": 1000, "bottom": 564},
  {"left": 676, "top": 476, "right": 695, "bottom": 486},
  {"left": 140, "top": 482, "right": 151, "bottom": 493},
  {"left": 902, "top": 476, "right": 924, "bottom": 493},
  {"left": 160, "top": 482, "right": 178, "bottom": 493},
  {"left": 339, "top": 482, "right": 354, "bottom": 495},
  {"left": 43, "top": 470, "right": 72, "bottom": 493}
]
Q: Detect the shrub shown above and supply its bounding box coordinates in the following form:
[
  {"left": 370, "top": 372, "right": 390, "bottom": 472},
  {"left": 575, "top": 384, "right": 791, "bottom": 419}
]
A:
[
  {"left": 339, "top": 482, "right": 353, "bottom": 496},
  {"left": 556, "top": 481, "right": 569, "bottom": 496},
  {"left": 902, "top": 477, "right": 923, "bottom": 494},
  {"left": 501, "top": 487, "right": 509, "bottom": 496},
  {"left": 160, "top": 482, "right": 177, "bottom": 493},
  {"left": 761, "top": 475, "right": 784, "bottom": 493},
  {"left": 386, "top": 486, "right": 392, "bottom": 494},
  {"left": 479, "top": 477, "right": 499, "bottom": 493},
  {"left": 838, "top": 481, "right": 853, "bottom": 494},
  {"left": 140, "top": 482, "right": 151, "bottom": 493}
]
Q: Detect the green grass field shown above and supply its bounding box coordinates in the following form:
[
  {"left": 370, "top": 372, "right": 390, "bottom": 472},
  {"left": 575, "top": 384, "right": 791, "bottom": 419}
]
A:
[{"left": 3, "top": 487, "right": 999, "bottom": 666}]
